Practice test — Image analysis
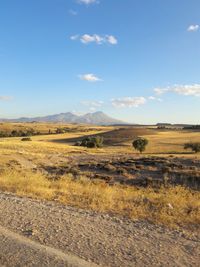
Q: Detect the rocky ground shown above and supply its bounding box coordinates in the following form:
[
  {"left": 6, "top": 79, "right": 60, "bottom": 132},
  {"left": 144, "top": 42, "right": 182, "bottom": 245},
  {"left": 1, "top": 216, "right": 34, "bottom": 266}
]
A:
[
  {"left": 38, "top": 154, "right": 200, "bottom": 190},
  {"left": 0, "top": 191, "right": 199, "bottom": 267}
]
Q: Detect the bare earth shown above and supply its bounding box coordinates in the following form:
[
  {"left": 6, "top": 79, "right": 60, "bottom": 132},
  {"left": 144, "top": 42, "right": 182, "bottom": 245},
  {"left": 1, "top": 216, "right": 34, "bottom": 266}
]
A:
[{"left": 0, "top": 192, "right": 199, "bottom": 267}]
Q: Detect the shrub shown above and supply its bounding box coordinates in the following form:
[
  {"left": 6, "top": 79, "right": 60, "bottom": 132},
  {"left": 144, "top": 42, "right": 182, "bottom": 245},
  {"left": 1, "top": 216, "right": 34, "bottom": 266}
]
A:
[
  {"left": 21, "top": 137, "right": 32, "bottom": 141},
  {"left": 56, "top": 128, "right": 65, "bottom": 134},
  {"left": 184, "top": 142, "right": 200, "bottom": 153},
  {"left": 76, "top": 136, "right": 104, "bottom": 148},
  {"left": 132, "top": 137, "right": 148, "bottom": 153},
  {"left": 0, "top": 131, "right": 9, "bottom": 138}
]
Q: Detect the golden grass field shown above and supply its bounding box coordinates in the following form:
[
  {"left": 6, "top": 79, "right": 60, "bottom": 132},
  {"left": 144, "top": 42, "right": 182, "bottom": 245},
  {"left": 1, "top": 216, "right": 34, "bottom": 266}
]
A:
[{"left": 0, "top": 123, "right": 200, "bottom": 228}]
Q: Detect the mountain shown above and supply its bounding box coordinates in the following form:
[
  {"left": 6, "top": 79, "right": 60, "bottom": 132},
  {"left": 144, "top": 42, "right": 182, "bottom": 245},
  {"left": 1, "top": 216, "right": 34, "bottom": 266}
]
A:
[
  {"left": 78, "top": 112, "right": 125, "bottom": 125},
  {"left": 0, "top": 111, "right": 126, "bottom": 125}
]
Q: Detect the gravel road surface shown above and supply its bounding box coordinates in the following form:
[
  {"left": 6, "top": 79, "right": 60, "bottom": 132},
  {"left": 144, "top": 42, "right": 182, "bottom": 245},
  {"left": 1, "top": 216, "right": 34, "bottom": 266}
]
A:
[{"left": 0, "top": 192, "right": 199, "bottom": 267}]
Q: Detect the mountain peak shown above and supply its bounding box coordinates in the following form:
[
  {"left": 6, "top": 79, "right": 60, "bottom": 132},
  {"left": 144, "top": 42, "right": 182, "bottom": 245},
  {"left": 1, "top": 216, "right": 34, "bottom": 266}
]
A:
[{"left": 0, "top": 111, "right": 126, "bottom": 125}]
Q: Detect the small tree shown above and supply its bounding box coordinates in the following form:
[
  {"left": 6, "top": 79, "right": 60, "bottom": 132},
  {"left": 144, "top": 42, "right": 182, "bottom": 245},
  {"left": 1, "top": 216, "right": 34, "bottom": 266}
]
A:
[
  {"left": 75, "top": 136, "right": 104, "bottom": 148},
  {"left": 184, "top": 142, "right": 200, "bottom": 153},
  {"left": 132, "top": 137, "right": 148, "bottom": 153}
]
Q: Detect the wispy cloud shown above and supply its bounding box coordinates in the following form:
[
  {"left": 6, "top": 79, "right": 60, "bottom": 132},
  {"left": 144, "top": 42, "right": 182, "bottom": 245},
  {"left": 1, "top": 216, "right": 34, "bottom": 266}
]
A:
[
  {"left": 81, "top": 100, "right": 104, "bottom": 112},
  {"left": 0, "top": 96, "right": 12, "bottom": 101},
  {"left": 71, "top": 34, "right": 118, "bottom": 45},
  {"left": 106, "top": 35, "right": 118, "bottom": 45},
  {"left": 69, "top": 9, "right": 78, "bottom": 16},
  {"left": 187, "top": 24, "right": 199, "bottom": 32},
  {"left": 70, "top": 35, "right": 79, "bottom": 41},
  {"left": 111, "top": 97, "right": 146, "bottom": 108},
  {"left": 77, "top": 0, "right": 99, "bottom": 5},
  {"left": 154, "top": 84, "right": 200, "bottom": 97},
  {"left": 148, "top": 96, "right": 163, "bottom": 102},
  {"left": 79, "top": 73, "right": 102, "bottom": 82},
  {"left": 81, "top": 100, "right": 104, "bottom": 107}
]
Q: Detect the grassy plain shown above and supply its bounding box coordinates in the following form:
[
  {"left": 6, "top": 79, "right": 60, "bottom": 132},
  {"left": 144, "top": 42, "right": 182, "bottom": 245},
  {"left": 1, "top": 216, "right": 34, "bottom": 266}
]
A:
[{"left": 0, "top": 123, "right": 199, "bottom": 228}]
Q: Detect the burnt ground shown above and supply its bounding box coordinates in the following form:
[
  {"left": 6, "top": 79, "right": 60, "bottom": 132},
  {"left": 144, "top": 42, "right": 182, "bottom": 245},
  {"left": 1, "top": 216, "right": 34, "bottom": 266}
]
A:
[{"left": 39, "top": 155, "right": 200, "bottom": 190}]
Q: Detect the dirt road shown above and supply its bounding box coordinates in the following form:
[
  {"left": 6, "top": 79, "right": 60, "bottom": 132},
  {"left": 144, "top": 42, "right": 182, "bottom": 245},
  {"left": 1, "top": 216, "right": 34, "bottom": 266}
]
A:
[
  {"left": 0, "top": 192, "right": 199, "bottom": 267},
  {"left": 0, "top": 225, "right": 97, "bottom": 267}
]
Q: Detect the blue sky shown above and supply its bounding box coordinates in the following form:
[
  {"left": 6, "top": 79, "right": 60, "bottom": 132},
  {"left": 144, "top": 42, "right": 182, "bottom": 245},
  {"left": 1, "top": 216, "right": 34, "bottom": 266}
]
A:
[{"left": 0, "top": 0, "right": 200, "bottom": 124}]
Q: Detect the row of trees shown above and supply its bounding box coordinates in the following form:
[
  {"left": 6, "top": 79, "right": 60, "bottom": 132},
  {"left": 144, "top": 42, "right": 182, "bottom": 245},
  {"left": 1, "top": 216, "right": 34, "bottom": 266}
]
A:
[
  {"left": 0, "top": 127, "right": 73, "bottom": 138},
  {"left": 0, "top": 129, "right": 39, "bottom": 138}
]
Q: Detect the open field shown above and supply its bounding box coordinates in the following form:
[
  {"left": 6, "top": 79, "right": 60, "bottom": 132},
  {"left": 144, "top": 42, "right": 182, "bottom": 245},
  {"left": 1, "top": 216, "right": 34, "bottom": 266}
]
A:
[{"left": 0, "top": 123, "right": 200, "bottom": 229}]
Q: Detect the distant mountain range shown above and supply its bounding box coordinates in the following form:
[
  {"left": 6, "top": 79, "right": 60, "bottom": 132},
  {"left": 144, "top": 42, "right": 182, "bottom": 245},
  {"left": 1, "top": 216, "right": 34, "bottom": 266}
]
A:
[{"left": 0, "top": 111, "right": 126, "bottom": 125}]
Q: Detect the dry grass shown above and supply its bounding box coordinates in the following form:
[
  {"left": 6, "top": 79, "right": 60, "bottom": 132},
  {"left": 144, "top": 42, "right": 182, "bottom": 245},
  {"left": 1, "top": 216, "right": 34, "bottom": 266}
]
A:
[
  {"left": 0, "top": 124, "right": 200, "bottom": 228},
  {"left": 0, "top": 169, "right": 199, "bottom": 228},
  {"left": 143, "top": 130, "right": 200, "bottom": 156},
  {"left": 0, "top": 122, "right": 110, "bottom": 134}
]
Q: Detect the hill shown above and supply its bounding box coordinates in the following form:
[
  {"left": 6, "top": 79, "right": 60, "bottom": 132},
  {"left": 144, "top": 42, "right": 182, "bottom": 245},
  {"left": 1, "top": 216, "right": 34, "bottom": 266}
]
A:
[{"left": 0, "top": 111, "right": 125, "bottom": 125}]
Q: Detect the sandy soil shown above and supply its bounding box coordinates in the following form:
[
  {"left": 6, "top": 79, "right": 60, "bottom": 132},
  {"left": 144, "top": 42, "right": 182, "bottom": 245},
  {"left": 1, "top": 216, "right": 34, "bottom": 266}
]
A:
[{"left": 0, "top": 192, "right": 199, "bottom": 267}]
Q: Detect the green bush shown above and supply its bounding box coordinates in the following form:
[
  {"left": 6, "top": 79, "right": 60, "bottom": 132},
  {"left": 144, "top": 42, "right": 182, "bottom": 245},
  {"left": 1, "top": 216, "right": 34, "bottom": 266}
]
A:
[
  {"left": 56, "top": 128, "right": 66, "bottom": 134},
  {"left": 21, "top": 137, "right": 32, "bottom": 141},
  {"left": 132, "top": 137, "right": 148, "bottom": 153},
  {"left": 0, "top": 131, "right": 9, "bottom": 138},
  {"left": 75, "top": 136, "right": 104, "bottom": 148},
  {"left": 184, "top": 142, "right": 200, "bottom": 153}
]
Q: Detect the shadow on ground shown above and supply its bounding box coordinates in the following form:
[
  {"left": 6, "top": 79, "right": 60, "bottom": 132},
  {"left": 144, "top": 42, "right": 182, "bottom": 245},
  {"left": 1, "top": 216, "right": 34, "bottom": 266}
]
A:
[{"left": 50, "top": 128, "right": 156, "bottom": 146}]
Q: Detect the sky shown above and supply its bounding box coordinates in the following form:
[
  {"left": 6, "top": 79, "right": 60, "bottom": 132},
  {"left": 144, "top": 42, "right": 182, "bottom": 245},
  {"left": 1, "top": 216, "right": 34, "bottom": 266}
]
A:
[{"left": 0, "top": 0, "right": 200, "bottom": 124}]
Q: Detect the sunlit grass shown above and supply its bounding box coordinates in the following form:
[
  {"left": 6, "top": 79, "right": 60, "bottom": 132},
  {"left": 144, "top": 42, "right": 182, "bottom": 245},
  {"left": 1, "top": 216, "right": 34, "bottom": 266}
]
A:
[
  {"left": 0, "top": 169, "right": 199, "bottom": 228},
  {"left": 0, "top": 124, "right": 200, "bottom": 228}
]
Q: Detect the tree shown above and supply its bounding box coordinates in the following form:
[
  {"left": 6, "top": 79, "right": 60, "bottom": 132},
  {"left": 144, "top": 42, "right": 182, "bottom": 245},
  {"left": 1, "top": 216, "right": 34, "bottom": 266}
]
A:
[
  {"left": 184, "top": 142, "right": 200, "bottom": 153},
  {"left": 75, "top": 136, "right": 104, "bottom": 148},
  {"left": 132, "top": 137, "right": 148, "bottom": 153}
]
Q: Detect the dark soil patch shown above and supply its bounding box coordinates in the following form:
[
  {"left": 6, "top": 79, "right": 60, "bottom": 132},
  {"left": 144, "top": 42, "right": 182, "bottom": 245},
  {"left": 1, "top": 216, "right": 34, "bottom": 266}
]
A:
[
  {"left": 51, "top": 127, "right": 156, "bottom": 146},
  {"left": 39, "top": 155, "right": 200, "bottom": 190}
]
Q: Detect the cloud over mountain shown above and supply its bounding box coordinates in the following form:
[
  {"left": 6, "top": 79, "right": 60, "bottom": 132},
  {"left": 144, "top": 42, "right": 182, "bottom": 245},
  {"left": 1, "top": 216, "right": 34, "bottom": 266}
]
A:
[{"left": 111, "top": 97, "right": 146, "bottom": 108}]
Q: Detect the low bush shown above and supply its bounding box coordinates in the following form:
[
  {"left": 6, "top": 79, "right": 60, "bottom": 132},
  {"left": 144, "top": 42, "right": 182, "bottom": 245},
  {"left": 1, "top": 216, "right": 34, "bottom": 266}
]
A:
[
  {"left": 184, "top": 142, "right": 200, "bottom": 153},
  {"left": 75, "top": 136, "right": 104, "bottom": 148},
  {"left": 21, "top": 137, "right": 32, "bottom": 141}
]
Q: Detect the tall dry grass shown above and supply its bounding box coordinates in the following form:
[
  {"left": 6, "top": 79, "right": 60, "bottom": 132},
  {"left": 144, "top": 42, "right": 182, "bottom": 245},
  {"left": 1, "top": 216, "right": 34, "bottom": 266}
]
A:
[{"left": 0, "top": 170, "right": 199, "bottom": 228}]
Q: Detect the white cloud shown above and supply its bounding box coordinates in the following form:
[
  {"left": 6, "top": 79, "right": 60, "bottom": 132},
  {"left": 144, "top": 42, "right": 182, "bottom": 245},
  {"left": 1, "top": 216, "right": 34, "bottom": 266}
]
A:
[
  {"left": 69, "top": 9, "right": 78, "bottom": 16},
  {"left": 70, "top": 35, "right": 79, "bottom": 40},
  {"left": 148, "top": 96, "right": 163, "bottom": 102},
  {"left": 81, "top": 100, "right": 104, "bottom": 112},
  {"left": 79, "top": 73, "right": 102, "bottom": 82},
  {"left": 81, "top": 100, "right": 104, "bottom": 107},
  {"left": 154, "top": 84, "right": 200, "bottom": 97},
  {"left": 0, "top": 96, "right": 12, "bottom": 101},
  {"left": 187, "top": 25, "right": 199, "bottom": 32},
  {"left": 111, "top": 97, "right": 146, "bottom": 108},
  {"left": 80, "top": 34, "right": 102, "bottom": 44},
  {"left": 71, "top": 34, "right": 118, "bottom": 45},
  {"left": 77, "top": 0, "right": 99, "bottom": 5},
  {"left": 106, "top": 35, "right": 118, "bottom": 45}
]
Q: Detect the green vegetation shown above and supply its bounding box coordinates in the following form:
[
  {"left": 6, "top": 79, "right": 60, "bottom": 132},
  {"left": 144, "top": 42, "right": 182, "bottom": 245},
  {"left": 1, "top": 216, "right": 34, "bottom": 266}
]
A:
[
  {"left": 184, "top": 125, "right": 200, "bottom": 130},
  {"left": 75, "top": 136, "right": 104, "bottom": 148},
  {"left": 0, "top": 129, "right": 39, "bottom": 138},
  {"left": 132, "top": 137, "right": 148, "bottom": 153},
  {"left": 184, "top": 142, "right": 200, "bottom": 153},
  {"left": 21, "top": 137, "right": 32, "bottom": 141}
]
